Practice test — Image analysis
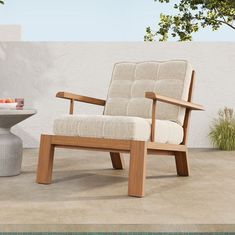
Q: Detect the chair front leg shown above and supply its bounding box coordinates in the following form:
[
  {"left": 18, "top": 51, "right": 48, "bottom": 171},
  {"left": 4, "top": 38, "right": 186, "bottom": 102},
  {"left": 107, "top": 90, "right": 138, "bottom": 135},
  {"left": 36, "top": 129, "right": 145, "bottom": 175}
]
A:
[
  {"left": 36, "top": 135, "right": 55, "bottom": 184},
  {"left": 175, "top": 150, "right": 189, "bottom": 176},
  {"left": 128, "top": 141, "right": 147, "bottom": 197}
]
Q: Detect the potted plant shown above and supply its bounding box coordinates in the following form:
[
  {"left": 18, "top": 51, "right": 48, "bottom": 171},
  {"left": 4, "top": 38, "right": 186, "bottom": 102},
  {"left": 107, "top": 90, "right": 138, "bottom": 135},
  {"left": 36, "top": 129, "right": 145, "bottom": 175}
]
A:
[{"left": 210, "top": 107, "right": 235, "bottom": 151}]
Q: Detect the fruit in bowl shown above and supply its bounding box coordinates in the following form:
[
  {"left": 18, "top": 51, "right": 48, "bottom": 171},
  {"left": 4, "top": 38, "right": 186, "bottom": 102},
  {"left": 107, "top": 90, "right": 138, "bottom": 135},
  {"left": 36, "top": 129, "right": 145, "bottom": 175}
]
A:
[
  {"left": 6, "top": 98, "right": 15, "bottom": 103},
  {"left": 0, "top": 98, "right": 17, "bottom": 109},
  {"left": 0, "top": 98, "right": 15, "bottom": 103}
]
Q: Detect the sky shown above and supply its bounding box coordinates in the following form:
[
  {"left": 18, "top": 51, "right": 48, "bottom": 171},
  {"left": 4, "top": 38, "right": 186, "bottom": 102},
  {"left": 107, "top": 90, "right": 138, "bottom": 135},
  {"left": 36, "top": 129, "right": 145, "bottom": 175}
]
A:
[{"left": 0, "top": 0, "right": 234, "bottom": 41}]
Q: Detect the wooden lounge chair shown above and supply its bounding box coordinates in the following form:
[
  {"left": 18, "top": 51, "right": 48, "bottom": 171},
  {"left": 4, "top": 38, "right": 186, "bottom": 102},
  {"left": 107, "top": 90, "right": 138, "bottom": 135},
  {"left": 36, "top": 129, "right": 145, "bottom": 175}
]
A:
[{"left": 36, "top": 60, "right": 204, "bottom": 197}]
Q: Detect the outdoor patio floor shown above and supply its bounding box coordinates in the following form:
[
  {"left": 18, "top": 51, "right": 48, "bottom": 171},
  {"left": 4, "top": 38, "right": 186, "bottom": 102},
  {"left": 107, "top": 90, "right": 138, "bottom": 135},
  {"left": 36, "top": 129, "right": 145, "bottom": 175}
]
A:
[{"left": 0, "top": 148, "right": 235, "bottom": 232}]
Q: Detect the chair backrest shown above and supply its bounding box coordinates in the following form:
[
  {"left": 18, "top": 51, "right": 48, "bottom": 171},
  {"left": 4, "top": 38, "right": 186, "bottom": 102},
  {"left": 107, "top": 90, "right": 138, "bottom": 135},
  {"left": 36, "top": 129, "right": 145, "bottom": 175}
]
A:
[{"left": 104, "top": 60, "right": 193, "bottom": 126}]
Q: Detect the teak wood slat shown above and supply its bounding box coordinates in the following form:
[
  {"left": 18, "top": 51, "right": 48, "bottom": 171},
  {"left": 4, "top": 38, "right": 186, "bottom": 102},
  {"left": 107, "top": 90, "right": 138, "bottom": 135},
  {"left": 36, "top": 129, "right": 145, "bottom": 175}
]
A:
[
  {"left": 55, "top": 145, "right": 129, "bottom": 154},
  {"left": 182, "top": 71, "right": 195, "bottom": 145},
  {"left": 147, "top": 142, "right": 187, "bottom": 152},
  {"left": 151, "top": 100, "right": 157, "bottom": 142},
  {"left": 56, "top": 92, "right": 106, "bottom": 106},
  {"left": 57, "top": 92, "right": 105, "bottom": 114},
  {"left": 51, "top": 135, "right": 131, "bottom": 151},
  {"left": 69, "top": 99, "right": 74, "bottom": 114},
  {"left": 146, "top": 92, "right": 204, "bottom": 110}
]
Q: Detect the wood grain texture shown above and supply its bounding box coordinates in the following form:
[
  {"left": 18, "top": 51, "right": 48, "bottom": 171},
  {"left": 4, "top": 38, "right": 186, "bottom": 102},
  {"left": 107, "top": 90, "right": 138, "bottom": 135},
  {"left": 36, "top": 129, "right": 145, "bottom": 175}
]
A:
[
  {"left": 69, "top": 99, "right": 74, "bottom": 114},
  {"left": 128, "top": 141, "right": 147, "bottom": 197},
  {"left": 147, "top": 150, "right": 175, "bottom": 155},
  {"left": 175, "top": 151, "right": 189, "bottom": 176},
  {"left": 151, "top": 100, "right": 157, "bottom": 142},
  {"left": 36, "top": 135, "right": 55, "bottom": 184},
  {"left": 51, "top": 135, "right": 131, "bottom": 151},
  {"left": 145, "top": 92, "right": 204, "bottom": 111},
  {"left": 110, "top": 152, "right": 125, "bottom": 169},
  {"left": 56, "top": 145, "right": 129, "bottom": 153},
  {"left": 182, "top": 70, "right": 195, "bottom": 145},
  {"left": 147, "top": 142, "right": 187, "bottom": 152},
  {"left": 56, "top": 91, "right": 106, "bottom": 106}
]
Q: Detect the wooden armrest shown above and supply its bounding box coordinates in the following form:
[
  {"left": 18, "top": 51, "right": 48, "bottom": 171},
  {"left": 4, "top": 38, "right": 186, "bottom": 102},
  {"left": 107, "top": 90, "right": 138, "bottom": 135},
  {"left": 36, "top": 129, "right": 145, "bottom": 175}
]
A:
[
  {"left": 145, "top": 92, "right": 204, "bottom": 111},
  {"left": 56, "top": 92, "right": 106, "bottom": 106}
]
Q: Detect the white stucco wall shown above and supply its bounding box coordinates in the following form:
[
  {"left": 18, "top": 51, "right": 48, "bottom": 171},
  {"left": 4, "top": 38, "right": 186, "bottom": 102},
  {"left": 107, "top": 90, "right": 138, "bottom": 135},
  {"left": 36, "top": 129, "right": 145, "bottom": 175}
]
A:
[
  {"left": 0, "top": 25, "right": 21, "bottom": 41},
  {"left": 0, "top": 42, "right": 234, "bottom": 148}
]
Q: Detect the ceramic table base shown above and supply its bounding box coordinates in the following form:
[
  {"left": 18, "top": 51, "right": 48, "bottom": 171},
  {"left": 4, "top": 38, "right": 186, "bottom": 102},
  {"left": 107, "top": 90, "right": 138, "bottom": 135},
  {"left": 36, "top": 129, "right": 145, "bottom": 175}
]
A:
[
  {"left": 0, "top": 128, "right": 22, "bottom": 176},
  {"left": 0, "top": 110, "right": 36, "bottom": 176}
]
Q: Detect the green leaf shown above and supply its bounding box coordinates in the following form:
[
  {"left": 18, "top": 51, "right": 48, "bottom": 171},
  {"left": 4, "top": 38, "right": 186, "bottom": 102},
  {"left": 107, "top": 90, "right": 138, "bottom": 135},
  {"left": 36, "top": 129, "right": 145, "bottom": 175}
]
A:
[
  {"left": 145, "top": 0, "right": 235, "bottom": 42},
  {"left": 209, "top": 107, "right": 235, "bottom": 151}
]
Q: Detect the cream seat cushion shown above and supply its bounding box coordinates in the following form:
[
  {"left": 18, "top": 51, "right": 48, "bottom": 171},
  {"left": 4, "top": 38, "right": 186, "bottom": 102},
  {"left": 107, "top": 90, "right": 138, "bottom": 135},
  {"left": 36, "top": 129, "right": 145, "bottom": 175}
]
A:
[{"left": 53, "top": 115, "right": 183, "bottom": 144}]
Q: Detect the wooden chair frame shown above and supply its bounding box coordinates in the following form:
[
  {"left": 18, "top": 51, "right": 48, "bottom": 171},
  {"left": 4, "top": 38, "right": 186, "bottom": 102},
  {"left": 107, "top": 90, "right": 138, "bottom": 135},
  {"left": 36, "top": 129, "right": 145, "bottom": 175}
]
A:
[{"left": 36, "top": 71, "right": 204, "bottom": 197}]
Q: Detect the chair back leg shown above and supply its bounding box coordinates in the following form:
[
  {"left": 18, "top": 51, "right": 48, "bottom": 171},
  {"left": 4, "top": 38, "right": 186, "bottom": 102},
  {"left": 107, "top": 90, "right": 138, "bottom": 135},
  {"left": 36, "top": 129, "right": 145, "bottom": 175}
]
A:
[
  {"left": 175, "top": 151, "right": 189, "bottom": 176},
  {"left": 36, "top": 135, "right": 55, "bottom": 184},
  {"left": 174, "top": 71, "right": 195, "bottom": 177},
  {"left": 110, "top": 152, "right": 125, "bottom": 169},
  {"left": 128, "top": 141, "right": 147, "bottom": 197}
]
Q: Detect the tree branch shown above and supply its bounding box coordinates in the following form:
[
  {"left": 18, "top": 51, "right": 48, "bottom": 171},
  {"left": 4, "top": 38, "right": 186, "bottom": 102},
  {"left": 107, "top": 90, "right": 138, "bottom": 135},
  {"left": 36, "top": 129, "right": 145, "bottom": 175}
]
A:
[
  {"left": 213, "top": 6, "right": 235, "bottom": 30},
  {"left": 217, "top": 20, "right": 235, "bottom": 30}
]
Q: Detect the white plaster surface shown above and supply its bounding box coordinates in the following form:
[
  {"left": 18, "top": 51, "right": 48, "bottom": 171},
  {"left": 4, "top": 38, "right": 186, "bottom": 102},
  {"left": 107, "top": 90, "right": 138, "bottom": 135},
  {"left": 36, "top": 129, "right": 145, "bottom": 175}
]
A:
[
  {"left": 0, "top": 25, "right": 21, "bottom": 41},
  {"left": 0, "top": 42, "right": 234, "bottom": 148}
]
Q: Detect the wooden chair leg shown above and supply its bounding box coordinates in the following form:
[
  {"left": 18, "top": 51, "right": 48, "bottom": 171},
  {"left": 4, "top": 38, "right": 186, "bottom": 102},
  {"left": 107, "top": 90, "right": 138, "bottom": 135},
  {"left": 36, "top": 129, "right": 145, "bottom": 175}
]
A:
[
  {"left": 175, "top": 150, "right": 189, "bottom": 176},
  {"left": 128, "top": 141, "right": 147, "bottom": 197},
  {"left": 110, "top": 152, "right": 125, "bottom": 169},
  {"left": 36, "top": 135, "right": 55, "bottom": 184}
]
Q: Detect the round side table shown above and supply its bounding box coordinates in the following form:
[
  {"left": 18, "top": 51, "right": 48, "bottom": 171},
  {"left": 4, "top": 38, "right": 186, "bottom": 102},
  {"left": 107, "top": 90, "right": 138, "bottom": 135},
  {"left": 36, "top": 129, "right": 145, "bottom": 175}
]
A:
[{"left": 0, "top": 109, "right": 36, "bottom": 176}]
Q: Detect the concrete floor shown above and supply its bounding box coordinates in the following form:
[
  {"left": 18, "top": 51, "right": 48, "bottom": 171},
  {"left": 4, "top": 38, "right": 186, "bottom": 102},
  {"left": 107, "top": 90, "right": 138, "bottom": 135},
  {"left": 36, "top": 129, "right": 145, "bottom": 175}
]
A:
[{"left": 0, "top": 148, "right": 235, "bottom": 232}]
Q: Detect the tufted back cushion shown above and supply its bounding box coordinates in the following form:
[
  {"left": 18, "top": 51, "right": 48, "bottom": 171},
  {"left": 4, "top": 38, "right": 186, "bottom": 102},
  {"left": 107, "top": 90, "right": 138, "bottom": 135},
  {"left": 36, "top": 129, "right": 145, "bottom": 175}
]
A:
[{"left": 104, "top": 60, "right": 193, "bottom": 126}]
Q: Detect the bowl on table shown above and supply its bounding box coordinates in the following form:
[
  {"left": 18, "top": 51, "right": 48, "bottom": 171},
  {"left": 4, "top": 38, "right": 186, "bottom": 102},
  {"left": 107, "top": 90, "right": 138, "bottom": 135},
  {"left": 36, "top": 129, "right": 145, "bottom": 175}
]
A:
[
  {"left": 0, "top": 102, "right": 18, "bottom": 109},
  {"left": 0, "top": 99, "right": 18, "bottom": 110}
]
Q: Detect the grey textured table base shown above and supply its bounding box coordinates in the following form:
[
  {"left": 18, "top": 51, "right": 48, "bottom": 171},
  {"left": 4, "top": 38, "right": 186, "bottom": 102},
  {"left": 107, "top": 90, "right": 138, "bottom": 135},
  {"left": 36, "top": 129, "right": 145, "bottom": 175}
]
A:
[
  {"left": 0, "top": 109, "right": 36, "bottom": 176},
  {"left": 0, "top": 129, "right": 22, "bottom": 176}
]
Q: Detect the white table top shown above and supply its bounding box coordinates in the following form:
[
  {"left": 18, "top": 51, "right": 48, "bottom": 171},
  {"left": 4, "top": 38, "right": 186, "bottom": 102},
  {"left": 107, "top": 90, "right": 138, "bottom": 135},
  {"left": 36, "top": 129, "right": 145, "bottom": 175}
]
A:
[{"left": 0, "top": 109, "right": 37, "bottom": 115}]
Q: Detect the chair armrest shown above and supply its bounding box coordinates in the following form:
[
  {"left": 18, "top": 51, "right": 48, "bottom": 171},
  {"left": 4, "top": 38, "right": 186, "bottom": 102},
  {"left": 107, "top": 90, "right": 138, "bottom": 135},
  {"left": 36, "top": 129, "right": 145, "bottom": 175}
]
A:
[
  {"left": 145, "top": 92, "right": 204, "bottom": 111},
  {"left": 56, "top": 92, "right": 106, "bottom": 106},
  {"left": 146, "top": 91, "right": 204, "bottom": 142}
]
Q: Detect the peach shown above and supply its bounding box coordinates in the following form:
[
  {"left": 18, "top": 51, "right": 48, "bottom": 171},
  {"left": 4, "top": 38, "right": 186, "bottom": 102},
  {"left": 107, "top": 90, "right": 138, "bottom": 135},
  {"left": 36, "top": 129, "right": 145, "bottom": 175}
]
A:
[
  {"left": 0, "top": 99, "right": 6, "bottom": 103},
  {"left": 5, "top": 98, "right": 15, "bottom": 103}
]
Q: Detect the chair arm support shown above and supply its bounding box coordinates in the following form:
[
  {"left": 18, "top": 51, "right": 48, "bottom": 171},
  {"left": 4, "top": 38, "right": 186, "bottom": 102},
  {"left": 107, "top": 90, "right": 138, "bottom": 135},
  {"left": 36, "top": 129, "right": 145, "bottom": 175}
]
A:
[
  {"left": 56, "top": 92, "right": 106, "bottom": 106},
  {"left": 145, "top": 92, "right": 204, "bottom": 142},
  {"left": 145, "top": 92, "right": 204, "bottom": 111},
  {"left": 56, "top": 91, "right": 106, "bottom": 114}
]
